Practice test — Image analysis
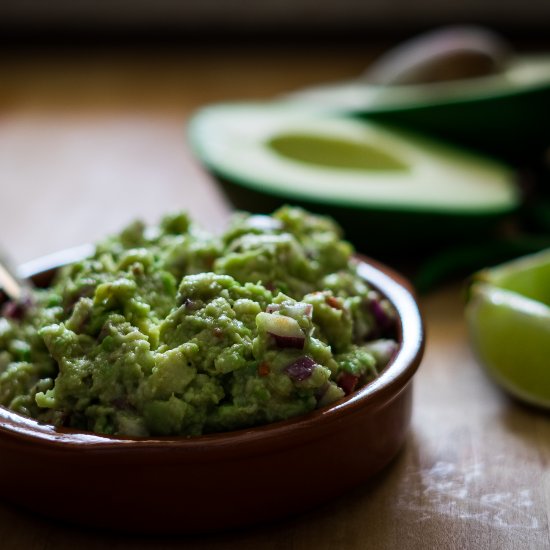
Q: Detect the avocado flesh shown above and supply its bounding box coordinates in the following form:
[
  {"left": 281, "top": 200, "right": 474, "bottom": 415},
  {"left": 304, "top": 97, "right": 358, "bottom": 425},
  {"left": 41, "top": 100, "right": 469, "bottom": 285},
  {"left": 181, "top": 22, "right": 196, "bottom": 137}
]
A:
[
  {"left": 285, "top": 55, "right": 550, "bottom": 163},
  {"left": 267, "top": 133, "right": 409, "bottom": 171},
  {"left": 188, "top": 103, "right": 519, "bottom": 255}
]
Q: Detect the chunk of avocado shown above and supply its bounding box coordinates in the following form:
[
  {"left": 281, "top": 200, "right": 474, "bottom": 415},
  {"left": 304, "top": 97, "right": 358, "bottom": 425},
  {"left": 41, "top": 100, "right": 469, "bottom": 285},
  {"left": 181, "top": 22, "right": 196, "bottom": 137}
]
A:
[{"left": 188, "top": 103, "right": 519, "bottom": 256}]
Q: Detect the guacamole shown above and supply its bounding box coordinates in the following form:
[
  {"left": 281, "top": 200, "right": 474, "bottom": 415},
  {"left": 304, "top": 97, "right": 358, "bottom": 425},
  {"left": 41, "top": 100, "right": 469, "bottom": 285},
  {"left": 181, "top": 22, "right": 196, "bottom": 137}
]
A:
[{"left": 0, "top": 207, "right": 398, "bottom": 436}]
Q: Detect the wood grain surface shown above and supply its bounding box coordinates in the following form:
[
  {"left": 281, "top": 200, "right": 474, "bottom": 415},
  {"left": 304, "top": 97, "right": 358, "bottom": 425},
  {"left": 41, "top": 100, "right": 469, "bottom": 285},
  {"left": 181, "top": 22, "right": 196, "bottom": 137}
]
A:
[{"left": 0, "top": 46, "right": 549, "bottom": 550}]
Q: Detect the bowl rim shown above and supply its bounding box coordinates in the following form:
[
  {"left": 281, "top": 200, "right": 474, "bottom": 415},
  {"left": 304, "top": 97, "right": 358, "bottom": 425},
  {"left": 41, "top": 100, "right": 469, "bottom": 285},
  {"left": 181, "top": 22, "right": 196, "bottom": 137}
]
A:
[{"left": 0, "top": 246, "right": 424, "bottom": 452}]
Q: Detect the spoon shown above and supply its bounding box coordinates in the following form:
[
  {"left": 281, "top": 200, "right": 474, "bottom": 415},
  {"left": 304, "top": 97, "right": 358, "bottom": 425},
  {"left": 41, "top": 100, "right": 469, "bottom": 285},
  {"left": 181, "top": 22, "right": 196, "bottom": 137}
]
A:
[{"left": 0, "top": 249, "right": 31, "bottom": 304}]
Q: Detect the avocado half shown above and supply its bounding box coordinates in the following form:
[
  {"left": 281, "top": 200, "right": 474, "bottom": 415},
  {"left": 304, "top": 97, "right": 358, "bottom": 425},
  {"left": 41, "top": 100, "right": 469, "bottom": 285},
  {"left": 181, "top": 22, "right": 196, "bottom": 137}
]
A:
[
  {"left": 286, "top": 56, "right": 550, "bottom": 163},
  {"left": 188, "top": 103, "right": 519, "bottom": 256}
]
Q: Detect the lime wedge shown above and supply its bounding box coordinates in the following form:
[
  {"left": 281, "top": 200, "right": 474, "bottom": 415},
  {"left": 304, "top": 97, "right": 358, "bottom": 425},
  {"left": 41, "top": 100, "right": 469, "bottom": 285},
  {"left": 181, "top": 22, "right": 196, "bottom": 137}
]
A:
[{"left": 466, "top": 249, "right": 550, "bottom": 407}]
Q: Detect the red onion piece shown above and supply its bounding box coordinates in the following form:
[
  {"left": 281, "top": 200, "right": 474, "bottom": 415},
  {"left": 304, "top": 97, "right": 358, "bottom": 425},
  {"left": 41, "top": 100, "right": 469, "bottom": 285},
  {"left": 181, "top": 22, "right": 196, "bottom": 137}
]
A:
[
  {"left": 269, "top": 334, "right": 306, "bottom": 349},
  {"left": 1, "top": 296, "right": 33, "bottom": 321},
  {"left": 337, "top": 372, "right": 360, "bottom": 395},
  {"left": 285, "top": 356, "right": 316, "bottom": 381},
  {"left": 365, "top": 339, "right": 399, "bottom": 368},
  {"left": 368, "top": 298, "right": 393, "bottom": 332},
  {"left": 258, "top": 312, "right": 306, "bottom": 349}
]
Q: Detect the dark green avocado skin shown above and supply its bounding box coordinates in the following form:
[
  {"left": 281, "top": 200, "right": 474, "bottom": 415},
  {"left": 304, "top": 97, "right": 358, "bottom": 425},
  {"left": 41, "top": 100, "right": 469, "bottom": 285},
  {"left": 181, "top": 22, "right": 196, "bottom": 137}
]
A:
[
  {"left": 361, "top": 85, "right": 550, "bottom": 165},
  {"left": 218, "top": 175, "right": 513, "bottom": 261}
]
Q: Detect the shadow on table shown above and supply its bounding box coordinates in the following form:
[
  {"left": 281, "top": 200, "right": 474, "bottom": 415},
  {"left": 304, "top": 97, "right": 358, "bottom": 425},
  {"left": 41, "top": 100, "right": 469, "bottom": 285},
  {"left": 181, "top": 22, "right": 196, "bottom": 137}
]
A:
[{"left": 497, "top": 396, "right": 550, "bottom": 452}]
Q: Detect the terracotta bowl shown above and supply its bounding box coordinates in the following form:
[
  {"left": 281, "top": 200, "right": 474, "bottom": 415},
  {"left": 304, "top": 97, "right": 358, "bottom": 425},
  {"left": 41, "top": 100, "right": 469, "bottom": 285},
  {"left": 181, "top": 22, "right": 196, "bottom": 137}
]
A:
[{"left": 0, "top": 247, "right": 424, "bottom": 534}]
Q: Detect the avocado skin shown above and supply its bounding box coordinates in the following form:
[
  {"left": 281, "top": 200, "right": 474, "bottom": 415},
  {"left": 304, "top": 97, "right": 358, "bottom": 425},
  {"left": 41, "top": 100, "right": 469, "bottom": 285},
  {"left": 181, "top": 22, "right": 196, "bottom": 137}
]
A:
[
  {"left": 218, "top": 176, "right": 511, "bottom": 262},
  {"left": 361, "top": 85, "right": 550, "bottom": 165}
]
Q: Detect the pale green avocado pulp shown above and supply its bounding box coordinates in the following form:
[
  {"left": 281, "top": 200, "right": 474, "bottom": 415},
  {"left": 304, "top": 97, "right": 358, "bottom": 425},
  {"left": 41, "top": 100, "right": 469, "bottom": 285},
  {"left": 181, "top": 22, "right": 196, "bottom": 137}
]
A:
[{"left": 268, "top": 133, "right": 409, "bottom": 171}]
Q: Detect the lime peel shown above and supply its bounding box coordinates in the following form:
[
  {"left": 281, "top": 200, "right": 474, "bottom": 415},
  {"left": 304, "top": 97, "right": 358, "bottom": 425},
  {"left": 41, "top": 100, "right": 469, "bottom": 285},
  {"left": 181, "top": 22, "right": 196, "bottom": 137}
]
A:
[
  {"left": 466, "top": 274, "right": 550, "bottom": 409},
  {"left": 476, "top": 248, "right": 550, "bottom": 306}
]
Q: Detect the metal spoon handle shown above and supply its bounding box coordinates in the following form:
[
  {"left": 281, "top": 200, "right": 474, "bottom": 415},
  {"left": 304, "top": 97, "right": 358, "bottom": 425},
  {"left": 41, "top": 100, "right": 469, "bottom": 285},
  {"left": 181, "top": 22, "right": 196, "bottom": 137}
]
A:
[{"left": 0, "top": 250, "right": 29, "bottom": 302}]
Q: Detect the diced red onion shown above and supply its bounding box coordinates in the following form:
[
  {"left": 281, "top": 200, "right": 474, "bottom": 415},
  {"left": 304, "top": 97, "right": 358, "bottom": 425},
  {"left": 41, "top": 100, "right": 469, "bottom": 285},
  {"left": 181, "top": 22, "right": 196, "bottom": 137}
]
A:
[
  {"left": 1, "top": 297, "right": 32, "bottom": 321},
  {"left": 269, "top": 334, "right": 306, "bottom": 350},
  {"left": 259, "top": 312, "right": 306, "bottom": 349},
  {"left": 369, "top": 298, "right": 392, "bottom": 331},
  {"left": 337, "top": 372, "right": 360, "bottom": 395},
  {"left": 285, "top": 356, "right": 316, "bottom": 381},
  {"left": 264, "top": 282, "right": 276, "bottom": 292},
  {"left": 365, "top": 339, "right": 399, "bottom": 368}
]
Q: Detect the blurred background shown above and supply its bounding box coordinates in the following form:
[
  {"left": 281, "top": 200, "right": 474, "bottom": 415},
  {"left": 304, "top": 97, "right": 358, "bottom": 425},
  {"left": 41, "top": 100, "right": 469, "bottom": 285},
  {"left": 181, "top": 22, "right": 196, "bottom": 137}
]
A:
[
  {"left": 0, "top": 1, "right": 549, "bottom": 278},
  {"left": 1, "top": 0, "right": 550, "bottom": 44}
]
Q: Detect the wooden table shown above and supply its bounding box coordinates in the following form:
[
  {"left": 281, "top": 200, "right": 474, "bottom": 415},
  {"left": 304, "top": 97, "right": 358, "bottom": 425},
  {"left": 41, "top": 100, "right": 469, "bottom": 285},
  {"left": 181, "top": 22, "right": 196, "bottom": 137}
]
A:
[{"left": 0, "top": 46, "right": 549, "bottom": 550}]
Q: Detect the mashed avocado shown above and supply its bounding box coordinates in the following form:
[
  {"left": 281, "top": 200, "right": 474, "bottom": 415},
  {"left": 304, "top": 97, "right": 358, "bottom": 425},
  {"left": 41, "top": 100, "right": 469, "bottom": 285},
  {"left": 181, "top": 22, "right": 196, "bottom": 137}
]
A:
[{"left": 0, "top": 207, "right": 398, "bottom": 436}]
